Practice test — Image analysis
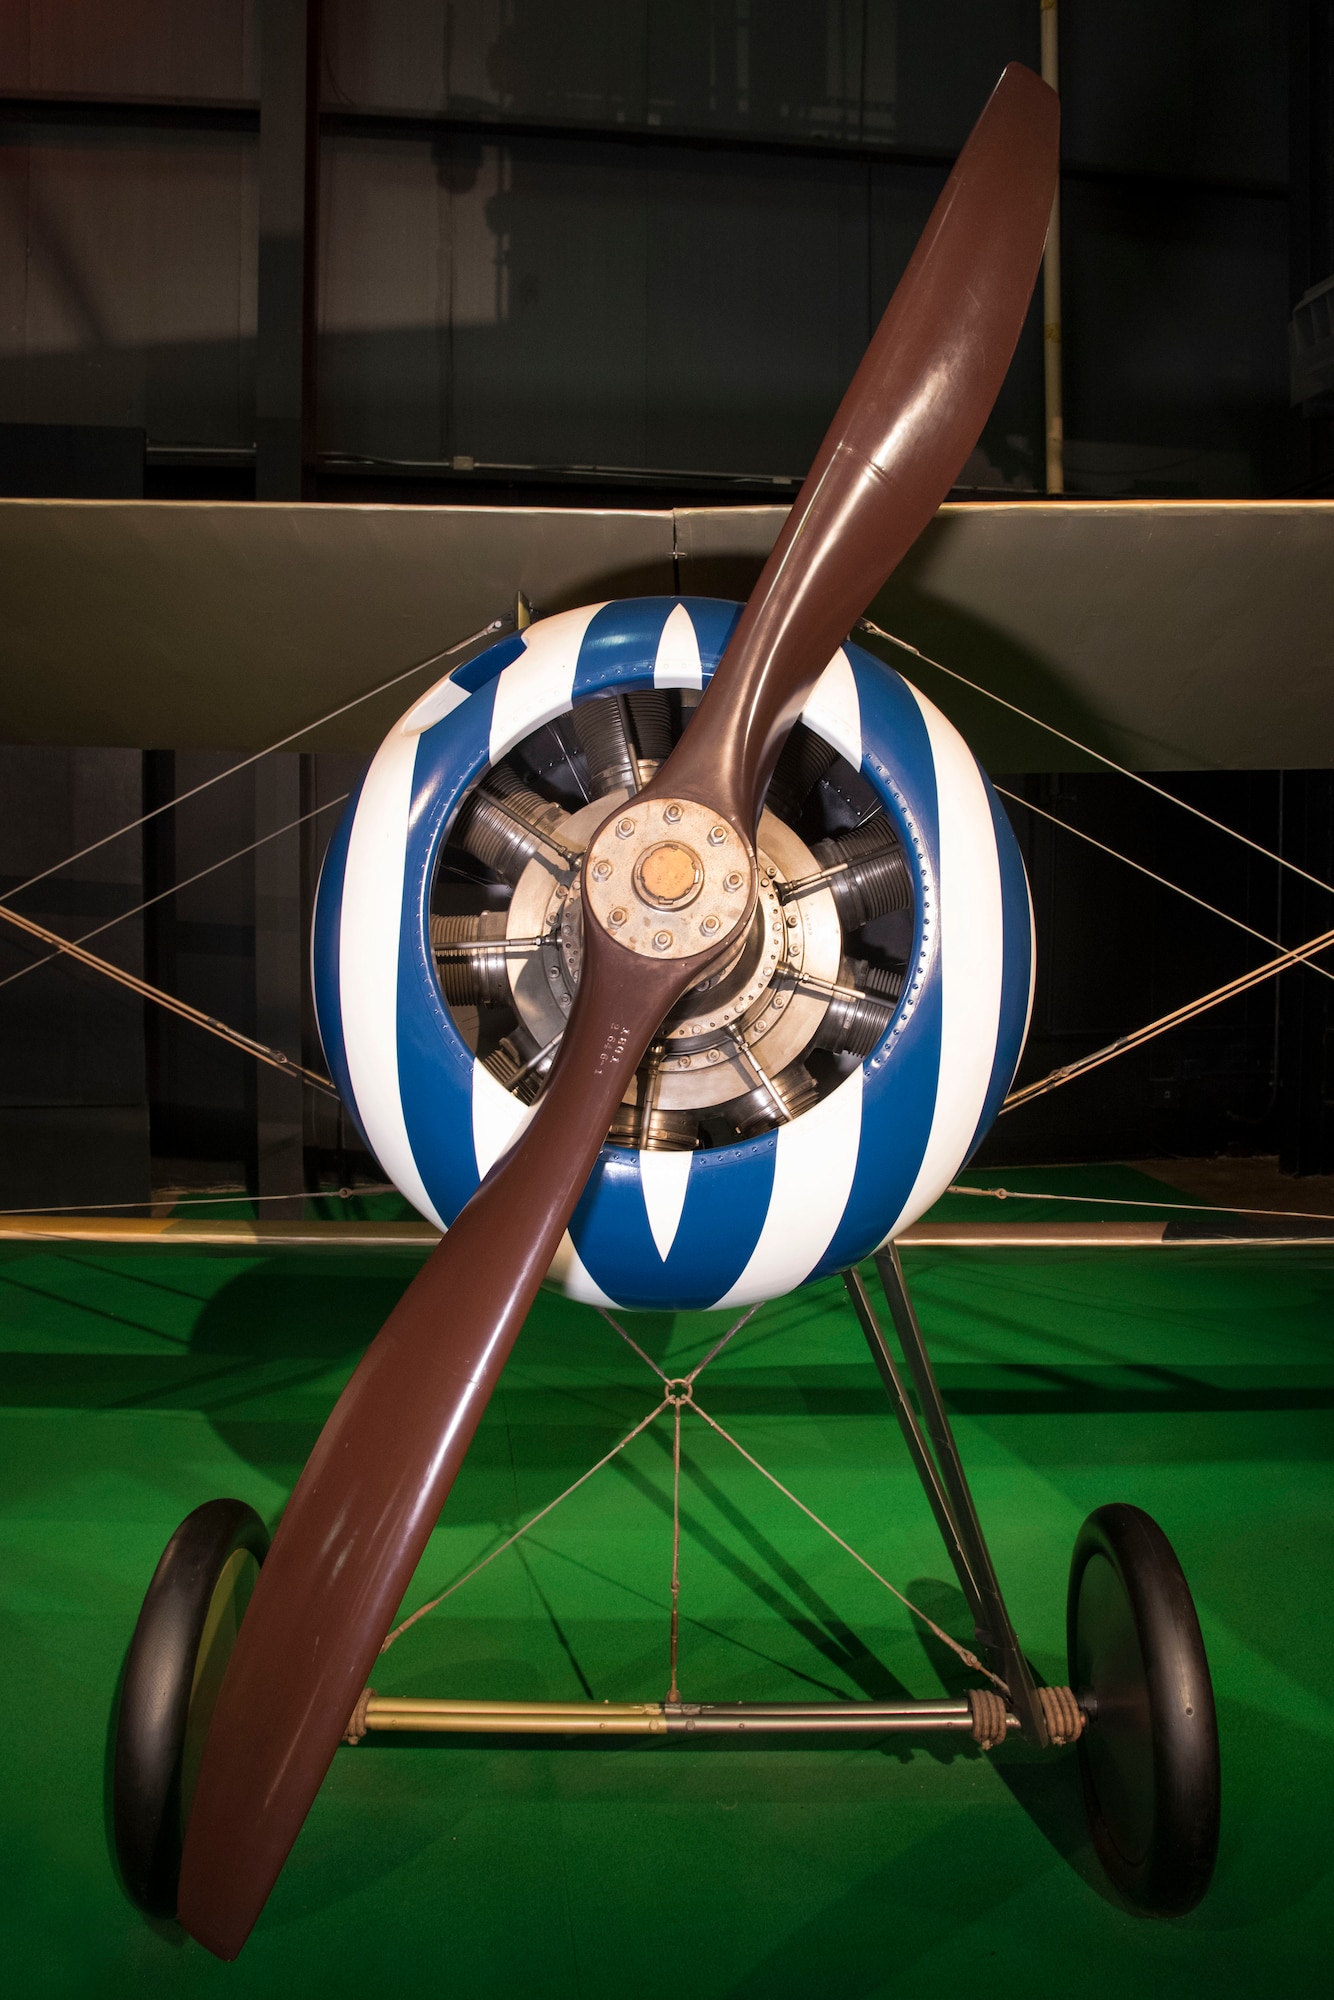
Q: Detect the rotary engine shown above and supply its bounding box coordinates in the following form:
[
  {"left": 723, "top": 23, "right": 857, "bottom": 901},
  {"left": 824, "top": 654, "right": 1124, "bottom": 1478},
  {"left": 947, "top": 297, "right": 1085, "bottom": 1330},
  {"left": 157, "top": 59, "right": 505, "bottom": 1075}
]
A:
[{"left": 431, "top": 688, "right": 913, "bottom": 1151}]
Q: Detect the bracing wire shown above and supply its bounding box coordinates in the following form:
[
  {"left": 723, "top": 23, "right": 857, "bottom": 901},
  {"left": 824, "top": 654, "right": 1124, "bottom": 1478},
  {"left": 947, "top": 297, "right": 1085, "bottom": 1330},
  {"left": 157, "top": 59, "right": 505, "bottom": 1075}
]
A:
[
  {"left": 381, "top": 1305, "right": 1002, "bottom": 1693},
  {"left": 1003, "top": 920, "right": 1334, "bottom": 1109},
  {"left": 0, "top": 609, "right": 513, "bottom": 1094},
  {"left": 0, "top": 793, "right": 349, "bottom": 995},
  {"left": 0, "top": 898, "right": 338, "bottom": 1094},
  {"left": 995, "top": 784, "right": 1334, "bottom": 989},
  {"left": 848, "top": 617, "right": 1334, "bottom": 1107},
  {"left": 0, "top": 613, "right": 510, "bottom": 908},
  {"left": 0, "top": 1182, "right": 396, "bottom": 1219},
  {"left": 857, "top": 616, "right": 1334, "bottom": 900},
  {"left": 942, "top": 1182, "right": 1334, "bottom": 1225}
]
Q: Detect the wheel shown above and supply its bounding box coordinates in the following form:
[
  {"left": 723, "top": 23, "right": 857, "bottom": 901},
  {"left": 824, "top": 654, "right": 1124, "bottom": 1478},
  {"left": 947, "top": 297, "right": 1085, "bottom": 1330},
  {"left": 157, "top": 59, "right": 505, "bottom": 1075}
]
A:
[
  {"left": 113, "top": 1498, "right": 269, "bottom": 1916},
  {"left": 1068, "top": 1502, "right": 1219, "bottom": 1916}
]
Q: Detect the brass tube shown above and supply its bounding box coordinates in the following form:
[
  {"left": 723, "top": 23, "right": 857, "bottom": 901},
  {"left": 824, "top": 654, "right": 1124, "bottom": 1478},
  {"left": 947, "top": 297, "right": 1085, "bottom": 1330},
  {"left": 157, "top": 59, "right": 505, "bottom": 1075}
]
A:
[
  {"left": 355, "top": 1695, "right": 1004, "bottom": 1738},
  {"left": 363, "top": 1697, "right": 667, "bottom": 1736},
  {"left": 12, "top": 1215, "right": 1334, "bottom": 1249}
]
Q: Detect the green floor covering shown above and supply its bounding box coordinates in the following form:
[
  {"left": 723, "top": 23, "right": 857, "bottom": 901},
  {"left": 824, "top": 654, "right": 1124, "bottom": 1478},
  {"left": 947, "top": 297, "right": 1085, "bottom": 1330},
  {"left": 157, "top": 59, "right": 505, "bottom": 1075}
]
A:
[{"left": 2, "top": 1165, "right": 1332, "bottom": 1997}]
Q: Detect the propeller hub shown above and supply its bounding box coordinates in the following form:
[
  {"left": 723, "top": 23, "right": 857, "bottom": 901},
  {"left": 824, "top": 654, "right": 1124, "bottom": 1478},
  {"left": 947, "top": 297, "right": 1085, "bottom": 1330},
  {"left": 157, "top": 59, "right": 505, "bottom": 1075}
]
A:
[
  {"left": 583, "top": 798, "right": 754, "bottom": 961},
  {"left": 634, "top": 841, "right": 702, "bottom": 909}
]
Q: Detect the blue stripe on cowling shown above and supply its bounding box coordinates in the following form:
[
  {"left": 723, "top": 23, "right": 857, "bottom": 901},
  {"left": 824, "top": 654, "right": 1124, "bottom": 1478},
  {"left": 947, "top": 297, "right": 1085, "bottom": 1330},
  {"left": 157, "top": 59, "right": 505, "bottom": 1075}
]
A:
[
  {"left": 571, "top": 597, "right": 744, "bottom": 703},
  {"left": 449, "top": 631, "right": 527, "bottom": 695},
  {"left": 394, "top": 679, "right": 502, "bottom": 1224},
  {"left": 679, "top": 597, "right": 745, "bottom": 668},
  {"left": 809, "top": 645, "right": 944, "bottom": 1280},
  {"left": 964, "top": 774, "right": 1034, "bottom": 1160},
  {"left": 574, "top": 599, "right": 674, "bottom": 697},
  {"left": 311, "top": 768, "right": 370, "bottom": 1149},
  {"left": 567, "top": 1133, "right": 778, "bottom": 1310}
]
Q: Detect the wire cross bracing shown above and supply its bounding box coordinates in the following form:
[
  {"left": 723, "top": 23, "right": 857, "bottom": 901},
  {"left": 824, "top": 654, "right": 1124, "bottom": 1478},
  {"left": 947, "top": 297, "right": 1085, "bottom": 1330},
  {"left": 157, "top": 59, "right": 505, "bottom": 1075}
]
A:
[
  {"left": 379, "top": 1296, "right": 1004, "bottom": 1699},
  {"left": 0, "top": 613, "right": 511, "bottom": 1094}
]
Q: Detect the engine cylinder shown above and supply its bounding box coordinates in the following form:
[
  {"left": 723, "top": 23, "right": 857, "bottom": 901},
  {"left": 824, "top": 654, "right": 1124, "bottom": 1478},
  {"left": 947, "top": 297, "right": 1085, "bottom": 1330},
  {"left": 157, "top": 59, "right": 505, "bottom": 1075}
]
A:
[
  {"left": 766, "top": 725, "right": 837, "bottom": 824},
  {"left": 572, "top": 694, "right": 638, "bottom": 797},
  {"left": 452, "top": 769, "right": 574, "bottom": 885},
  {"left": 483, "top": 1028, "right": 552, "bottom": 1104},
  {"left": 811, "top": 816, "right": 912, "bottom": 930},
  {"left": 624, "top": 689, "right": 673, "bottom": 763},
  {"left": 430, "top": 912, "right": 511, "bottom": 1007},
  {"left": 723, "top": 1059, "right": 820, "bottom": 1139},
  {"left": 607, "top": 1103, "right": 700, "bottom": 1151},
  {"left": 815, "top": 957, "right": 904, "bottom": 1060}
]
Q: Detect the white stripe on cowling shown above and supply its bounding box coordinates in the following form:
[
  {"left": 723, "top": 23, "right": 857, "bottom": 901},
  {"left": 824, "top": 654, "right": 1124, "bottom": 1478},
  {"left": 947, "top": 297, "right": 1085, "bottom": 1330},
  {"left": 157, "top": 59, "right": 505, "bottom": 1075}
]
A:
[
  {"left": 885, "top": 683, "right": 1005, "bottom": 1241},
  {"left": 711, "top": 1067, "right": 864, "bottom": 1309},
  {"left": 639, "top": 1147, "right": 693, "bottom": 1261},
  {"left": 801, "top": 647, "right": 861, "bottom": 769},
  {"left": 471, "top": 1060, "right": 534, "bottom": 1181},
  {"left": 338, "top": 729, "right": 446, "bottom": 1230},
  {"left": 489, "top": 603, "right": 607, "bottom": 763},
  {"left": 401, "top": 674, "right": 472, "bottom": 736},
  {"left": 472, "top": 1068, "right": 605, "bottom": 1296},
  {"left": 652, "top": 601, "right": 704, "bottom": 689},
  {"left": 549, "top": 1233, "right": 617, "bottom": 1306}
]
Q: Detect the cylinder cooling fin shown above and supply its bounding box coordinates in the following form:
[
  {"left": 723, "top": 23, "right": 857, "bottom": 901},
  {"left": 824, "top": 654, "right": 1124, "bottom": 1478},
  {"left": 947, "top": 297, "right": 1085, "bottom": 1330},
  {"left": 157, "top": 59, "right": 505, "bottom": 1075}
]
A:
[{"left": 313, "top": 598, "right": 1034, "bottom": 1312}]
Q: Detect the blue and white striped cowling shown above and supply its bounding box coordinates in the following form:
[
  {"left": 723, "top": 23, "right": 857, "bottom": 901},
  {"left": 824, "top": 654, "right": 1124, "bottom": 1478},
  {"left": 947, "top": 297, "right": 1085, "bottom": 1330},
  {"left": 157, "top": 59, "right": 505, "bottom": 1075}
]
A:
[{"left": 313, "top": 598, "right": 1034, "bottom": 1310}]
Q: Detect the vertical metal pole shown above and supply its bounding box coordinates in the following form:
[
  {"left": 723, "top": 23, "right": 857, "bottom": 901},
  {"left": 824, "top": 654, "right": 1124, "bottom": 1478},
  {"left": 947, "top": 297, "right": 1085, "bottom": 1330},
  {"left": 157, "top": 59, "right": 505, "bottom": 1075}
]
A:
[
  {"left": 873, "top": 1246, "right": 1049, "bottom": 1746},
  {"left": 256, "top": 0, "right": 322, "bottom": 500},
  {"left": 1040, "top": 0, "right": 1064, "bottom": 495},
  {"left": 667, "top": 1396, "right": 683, "bottom": 1702}
]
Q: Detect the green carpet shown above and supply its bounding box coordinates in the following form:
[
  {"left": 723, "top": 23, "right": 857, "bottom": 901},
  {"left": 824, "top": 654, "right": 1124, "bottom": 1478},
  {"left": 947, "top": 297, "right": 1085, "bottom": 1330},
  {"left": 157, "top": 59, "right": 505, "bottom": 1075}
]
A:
[{"left": 2, "top": 1166, "right": 1331, "bottom": 1996}]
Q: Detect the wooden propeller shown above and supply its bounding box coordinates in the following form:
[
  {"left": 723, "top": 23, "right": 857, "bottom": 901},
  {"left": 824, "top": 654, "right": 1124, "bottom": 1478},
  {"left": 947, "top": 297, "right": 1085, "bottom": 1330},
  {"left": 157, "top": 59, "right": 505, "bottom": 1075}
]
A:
[{"left": 178, "top": 62, "right": 1058, "bottom": 1958}]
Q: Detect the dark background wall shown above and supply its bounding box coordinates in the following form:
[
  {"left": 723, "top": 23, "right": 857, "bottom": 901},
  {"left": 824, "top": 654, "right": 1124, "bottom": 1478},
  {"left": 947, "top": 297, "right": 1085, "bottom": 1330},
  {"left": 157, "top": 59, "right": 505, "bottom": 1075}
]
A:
[
  {"left": 2, "top": 1, "right": 1333, "bottom": 1206},
  {"left": 0, "top": 1, "right": 1321, "bottom": 502}
]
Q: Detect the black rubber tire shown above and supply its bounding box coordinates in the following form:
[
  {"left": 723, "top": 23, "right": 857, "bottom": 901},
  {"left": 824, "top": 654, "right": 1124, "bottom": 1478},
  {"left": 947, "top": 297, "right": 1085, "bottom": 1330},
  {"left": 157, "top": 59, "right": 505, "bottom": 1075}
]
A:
[
  {"left": 1068, "top": 1502, "right": 1220, "bottom": 1916},
  {"left": 113, "top": 1498, "right": 269, "bottom": 1916}
]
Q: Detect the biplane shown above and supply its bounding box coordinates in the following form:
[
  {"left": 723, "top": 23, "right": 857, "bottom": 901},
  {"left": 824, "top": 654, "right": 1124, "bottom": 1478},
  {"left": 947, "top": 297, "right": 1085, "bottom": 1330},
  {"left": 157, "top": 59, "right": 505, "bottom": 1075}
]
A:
[{"left": 17, "top": 59, "right": 1334, "bottom": 1958}]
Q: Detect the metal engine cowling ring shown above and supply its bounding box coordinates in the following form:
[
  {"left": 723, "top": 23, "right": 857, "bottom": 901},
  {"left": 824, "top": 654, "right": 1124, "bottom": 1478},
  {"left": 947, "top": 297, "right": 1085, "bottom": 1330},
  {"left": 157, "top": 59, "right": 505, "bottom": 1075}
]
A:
[{"left": 313, "top": 597, "right": 1034, "bottom": 1311}]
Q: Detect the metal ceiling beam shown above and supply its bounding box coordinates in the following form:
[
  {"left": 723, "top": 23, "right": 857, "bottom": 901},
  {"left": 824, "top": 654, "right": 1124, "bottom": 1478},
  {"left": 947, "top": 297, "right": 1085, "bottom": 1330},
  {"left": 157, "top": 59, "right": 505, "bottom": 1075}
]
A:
[
  {"left": 255, "top": 0, "right": 322, "bottom": 501},
  {"left": 0, "top": 93, "right": 1287, "bottom": 204}
]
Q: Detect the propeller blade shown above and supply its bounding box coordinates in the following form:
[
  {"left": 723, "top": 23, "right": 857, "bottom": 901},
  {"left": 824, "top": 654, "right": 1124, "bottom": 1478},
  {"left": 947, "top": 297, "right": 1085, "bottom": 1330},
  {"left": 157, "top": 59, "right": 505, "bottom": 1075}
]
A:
[
  {"left": 178, "top": 61, "right": 1057, "bottom": 1959},
  {"left": 660, "top": 61, "right": 1058, "bottom": 828},
  {"left": 177, "top": 921, "right": 731, "bottom": 1957}
]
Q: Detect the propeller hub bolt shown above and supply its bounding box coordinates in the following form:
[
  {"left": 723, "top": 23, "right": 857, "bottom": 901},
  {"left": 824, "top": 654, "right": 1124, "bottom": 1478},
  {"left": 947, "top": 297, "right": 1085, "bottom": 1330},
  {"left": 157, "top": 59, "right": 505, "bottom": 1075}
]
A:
[
  {"left": 590, "top": 858, "right": 613, "bottom": 882},
  {"left": 724, "top": 871, "right": 744, "bottom": 892},
  {"left": 616, "top": 817, "right": 636, "bottom": 838},
  {"left": 700, "top": 914, "right": 721, "bottom": 935},
  {"left": 608, "top": 906, "right": 628, "bottom": 927},
  {"left": 708, "top": 825, "right": 728, "bottom": 845},
  {"left": 653, "top": 930, "right": 674, "bottom": 951},
  {"left": 664, "top": 803, "right": 684, "bottom": 823}
]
